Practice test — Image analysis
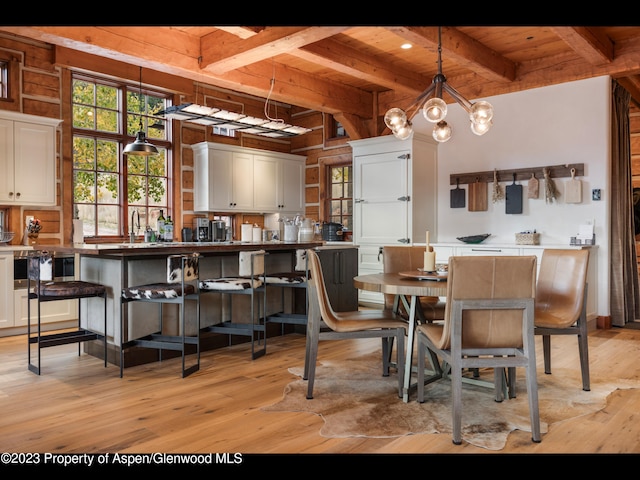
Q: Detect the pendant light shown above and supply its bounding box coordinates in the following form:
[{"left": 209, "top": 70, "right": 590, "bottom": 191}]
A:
[
  {"left": 124, "top": 67, "right": 159, "bottom": 156},
  {"left": 384, "top": 27, "right": 494, "bottom": 143}
]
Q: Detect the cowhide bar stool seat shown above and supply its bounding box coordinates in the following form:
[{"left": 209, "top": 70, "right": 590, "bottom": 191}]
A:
[
  {"left": 27, "top": 251, "right": 108, "bottom": 375},
  {"left": 120, "top": 253, "right": 200, "bottom": 378},
  {"left": 265, "top": 249, "right": 309, "bottom": 333},
  {"left": 200, "top": 250, "right": 267, "bottom": 359}
]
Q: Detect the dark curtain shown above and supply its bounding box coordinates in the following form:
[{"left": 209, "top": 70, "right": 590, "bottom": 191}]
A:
[{"left": 610, "top": 80, "right": 640, "bottom": 326}]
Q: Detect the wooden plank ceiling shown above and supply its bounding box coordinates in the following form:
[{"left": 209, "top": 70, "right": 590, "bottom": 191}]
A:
[{"left": 2, "top": 25, "right": 640, "bottom": 139}]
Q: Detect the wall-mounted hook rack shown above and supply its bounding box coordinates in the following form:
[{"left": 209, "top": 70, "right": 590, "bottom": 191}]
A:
[{"left": 449, "top": 163, "right": 584, "bottom": 185}]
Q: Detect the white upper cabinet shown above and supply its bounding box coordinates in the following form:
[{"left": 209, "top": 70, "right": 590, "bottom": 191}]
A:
[
  {"left": 254, "top": 155, "right": 304, "bottom": 213},
  {"left": 0, "top": 111, "right": 62, "bottom": 206},
  {"left": 192, "top": 142, "right": 305, "bottom": 214},
  {"left": 253, "top": 154, "right": 279, "bottom": 211}
]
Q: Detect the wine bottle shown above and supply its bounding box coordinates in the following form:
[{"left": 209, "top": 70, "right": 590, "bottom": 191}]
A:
[
  {"left": 157, "top": 209, "right": 166, "bottom": 242},
  {"left": 164, "top": 215, "right": 174, "bottom": 242}
]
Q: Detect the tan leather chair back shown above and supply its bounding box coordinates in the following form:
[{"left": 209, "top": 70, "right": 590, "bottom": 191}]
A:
[
  {"left": 436, "top": 255, "right": 537, "bottom": 350},
  {"left": 307, "top": 249, "right": 340, "bottom": 331},
  {"left": 535, "top": 249, "right": 589, "bottom": 329}
]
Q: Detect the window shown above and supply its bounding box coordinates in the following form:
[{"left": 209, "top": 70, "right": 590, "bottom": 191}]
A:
[
  {"left": 327, "top": 165, "right": 352, "bottom": 231},
  {"left": 0, "top": 60, "right": 7, "bottom": 99},
  {"left": 326, "top": 116, "right": 347, "bottom": 140},
  {"left": 71, "top": 74, "right": 171, "bottom": 238},
  {"left": 213, "top": 125, "right": 236, "bottom": 137}
]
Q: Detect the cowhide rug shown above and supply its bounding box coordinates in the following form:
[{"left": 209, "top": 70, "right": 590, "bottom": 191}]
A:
[{"left": 262, "top": 353, "right": 640, "bottom": 450}]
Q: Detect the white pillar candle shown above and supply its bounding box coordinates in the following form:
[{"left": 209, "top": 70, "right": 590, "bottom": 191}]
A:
[
  {"left": 241, "top": 224, "right": 253, "bottom": 242},
  {"left": 424, "top": 250, "right": 436, "bottom": 272},
  {"left": 252, "top": 227, "right": 262, "bottom": 243}
]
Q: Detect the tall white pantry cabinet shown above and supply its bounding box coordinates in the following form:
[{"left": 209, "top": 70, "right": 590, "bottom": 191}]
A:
[{"left": 349, "top": 133, "right": 438, "bottom": 305}]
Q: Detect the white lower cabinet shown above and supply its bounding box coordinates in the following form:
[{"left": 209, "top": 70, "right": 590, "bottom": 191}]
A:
[
  {"left": 0, "top": 254, "right": 12, "bottom": 328},
  {"left": 13, "top": 289, "right": 78, "bottom": 327},
  {"left": 432, "top": 243, "right": 597, "bottom": 322},
  {"left": 0, "top": 252, "right": 78, "bottom": 333}
]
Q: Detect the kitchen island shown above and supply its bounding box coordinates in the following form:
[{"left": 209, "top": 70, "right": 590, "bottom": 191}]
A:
[{"left": 37, "top": 240, "right": 327, "bottom": 368}]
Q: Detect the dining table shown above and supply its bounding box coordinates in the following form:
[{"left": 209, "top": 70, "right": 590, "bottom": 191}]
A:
[{"left": 352, "top": 271, "right": 448, "bottom": 402}]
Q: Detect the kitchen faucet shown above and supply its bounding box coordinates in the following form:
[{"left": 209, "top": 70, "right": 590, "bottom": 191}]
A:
[{"left": 130, "top": 209, "right": 140, "bottom": 243}]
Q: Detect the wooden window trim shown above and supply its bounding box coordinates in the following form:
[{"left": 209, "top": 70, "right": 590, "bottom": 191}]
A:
[{"left": 0, "top": 51, "right": 20, "bottom": 109}]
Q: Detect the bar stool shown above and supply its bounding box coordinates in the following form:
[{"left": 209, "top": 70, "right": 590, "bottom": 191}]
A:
[
  {"left": 120, "top": 253, "right": 200, "bottom": 378},
  {"left": 199, "top": 250, "right": 267, "bottom": 359},
  {"left": 265, "top": 248, "right": 309, "bottom": 333},
  {"left": 27, "top": 251, "right": 108, "bottom": 375}
]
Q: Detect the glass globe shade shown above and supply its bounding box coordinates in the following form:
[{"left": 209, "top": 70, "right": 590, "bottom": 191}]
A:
[
  {"left": 470, "top": 120, "right": 492, "bottom": 136},
  {"left": 432, "top": 121, "right": 452, "bottom": 143},
  {"left": 384, "top": 108, "right": 408, "bottom": 130},
  {"left": 422, "top": 97, "right": 447, "bottom": 123},
  {"left": 470, "top": 101, "right": 494, "bottom": 125},
  {"left": 393, "top": 123, "right": 413, "bottom": 140}
]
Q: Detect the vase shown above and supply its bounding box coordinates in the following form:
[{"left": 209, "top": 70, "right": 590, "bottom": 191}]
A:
[{"left": 28, "top": 233, "right": 39, "bottom": 245}]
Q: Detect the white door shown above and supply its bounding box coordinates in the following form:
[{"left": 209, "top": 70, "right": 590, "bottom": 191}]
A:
[{"left": 354, "top": 150, "right": 409, "bottom": 245}]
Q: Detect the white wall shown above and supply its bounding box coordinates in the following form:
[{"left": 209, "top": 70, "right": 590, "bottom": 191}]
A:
[{"left": 411, "top": 76, "right": 611, "bottom": 316}]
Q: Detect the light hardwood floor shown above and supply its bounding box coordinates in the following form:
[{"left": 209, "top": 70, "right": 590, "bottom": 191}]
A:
[{"left": 1, "top": 327, "right": 640, "bottom": 455}]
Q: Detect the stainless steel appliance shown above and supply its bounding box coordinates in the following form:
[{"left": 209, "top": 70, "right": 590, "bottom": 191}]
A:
[
  {"left": 181, "top": 227, "right": 193, "bottom": 242},
  {"left": 211, "top": 220, "right": 226, "bottom": 242},
  {"left": 194, "top": 218, "right": 211, "bottom": 242},
  {"left": 13, "top": 250, "right": 75, "bottom": 290}
]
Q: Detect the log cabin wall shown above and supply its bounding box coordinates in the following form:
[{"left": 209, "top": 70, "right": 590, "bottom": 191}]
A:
[
  {"left": 3, "top": 31, "right": 637, "bottom": 249},
  {"left": 0, "top": 34, "right": 64, "bottom": 245},
  {"left": 0, "top": 33, "right": 348, "bottom": 245}
]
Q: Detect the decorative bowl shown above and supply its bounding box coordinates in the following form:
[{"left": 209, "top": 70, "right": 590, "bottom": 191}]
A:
[
  {"left": 0, "top": 231, "right": 15, "bottom": 244},
  {"left": 456, "top": 233, "right": 491, "bottom": 244}
]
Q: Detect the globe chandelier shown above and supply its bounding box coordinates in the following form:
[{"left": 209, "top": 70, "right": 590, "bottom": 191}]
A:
[{"left": 384, "top": 27, "right": 494, "bottom": 143}]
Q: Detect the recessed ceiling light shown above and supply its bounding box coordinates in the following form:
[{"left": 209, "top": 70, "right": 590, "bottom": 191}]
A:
[{"left": 401, "top": 43, "right": 412, "bottom": 50}]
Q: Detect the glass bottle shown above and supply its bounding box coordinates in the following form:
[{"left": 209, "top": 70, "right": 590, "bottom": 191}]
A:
[
  {"left": 157, "top": 209, "right": 166, "bottom": 242},
  {"left": 164, "top": 215, "right": 174, "bottom": 242}
]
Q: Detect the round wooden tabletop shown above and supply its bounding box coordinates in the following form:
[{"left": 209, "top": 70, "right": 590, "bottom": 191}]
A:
[{"left": 353, "top": 272, "right": 447, "bottom": 297}]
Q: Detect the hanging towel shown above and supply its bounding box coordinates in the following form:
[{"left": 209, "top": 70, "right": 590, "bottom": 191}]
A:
[{"left": 295, "top": 249, "right": 308, "bottom": 272}]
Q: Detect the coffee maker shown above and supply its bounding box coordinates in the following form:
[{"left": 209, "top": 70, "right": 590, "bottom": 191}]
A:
[
  {"left": 194, "top": 218, "right": 211, "bottom": 242},
  {"left": 211, "top": 220, "right": 227, "bottom": 242}
]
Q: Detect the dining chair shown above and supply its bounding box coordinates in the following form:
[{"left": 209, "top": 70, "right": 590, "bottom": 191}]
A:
[
  {"left": 120, "top": 253, "right": 201, "bottom": 378},
  {"left": 535, "top": 248, "right": 590, "bottom": 391},
  {"left": 382, "top": 245, "right": 446, "bottom": 322},
  {"left": 415, "top": 255, "right": 540, "bottom": 445},
  {"left": 199, "top": 250, "right": 268, "bottom": 359},
  {"left": 304, "top": 249, "right": 407, "bottom": 399},
  {"left": 27, "top": 250, "right": 108, "bottom": 375}
]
